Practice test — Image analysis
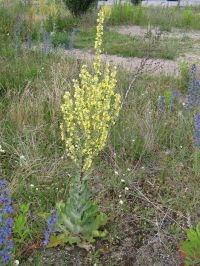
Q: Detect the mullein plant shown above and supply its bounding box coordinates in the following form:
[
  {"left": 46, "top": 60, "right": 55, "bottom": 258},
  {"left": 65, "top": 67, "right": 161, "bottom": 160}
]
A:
[
  {"left": 101, "top": 4, "right": 112, "bottom": 21},
  {"left": 43, "top": 10, "right": 121, "bottom": 247},
  {"left": 193, "top": 113, "right": 200, "bottom": 176},
  {"left": 0, "top": 180, "right": 14, "bottom": 265},
  {"left": 60, "top": 10, "right": 121, "bottom": 174}
]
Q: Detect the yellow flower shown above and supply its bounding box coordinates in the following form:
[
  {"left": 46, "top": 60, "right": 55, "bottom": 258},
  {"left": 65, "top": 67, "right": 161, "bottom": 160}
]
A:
[
  {"left": 60, "top": 10, "right": 121, "bottom": 172},
  {"left": 102, "top": 5, "right": 112, "bottom": 20}
]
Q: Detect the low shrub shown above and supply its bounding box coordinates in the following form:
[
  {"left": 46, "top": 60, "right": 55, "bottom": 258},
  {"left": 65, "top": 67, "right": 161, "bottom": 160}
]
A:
[{"left": 63, "top": 0, "right": 97, "bottom": 17}]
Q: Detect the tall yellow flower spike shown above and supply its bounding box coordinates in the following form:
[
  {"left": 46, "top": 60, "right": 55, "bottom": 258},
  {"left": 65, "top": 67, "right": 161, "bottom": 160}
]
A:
[
  {"left": 101, "top": 5, "right": 112, "bottom": 21},
  {"left": 60, "top": 10, "right": 121, "bottom": 173}
]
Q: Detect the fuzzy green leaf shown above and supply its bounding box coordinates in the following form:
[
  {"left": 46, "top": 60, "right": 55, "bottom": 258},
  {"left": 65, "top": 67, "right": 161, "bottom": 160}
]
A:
[{"left": 51, "top": 176, "right": 108, "bottom": 245}]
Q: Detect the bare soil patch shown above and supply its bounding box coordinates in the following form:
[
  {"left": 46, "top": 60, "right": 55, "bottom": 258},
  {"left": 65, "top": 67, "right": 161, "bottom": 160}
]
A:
[
  {"left": 64, "top": 49, "right": 180, "bottom": 77},
  {"left": 63, "top": 26, "right": 200, "bottom": 77},
  {"left": 110, "top": 25, "right": 200, "bottom": 41}
]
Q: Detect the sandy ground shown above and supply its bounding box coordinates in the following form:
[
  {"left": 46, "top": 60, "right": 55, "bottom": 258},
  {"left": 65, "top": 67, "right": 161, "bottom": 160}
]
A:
[
  {"left": 110, "top": 25, "right": 200, "bottom": 41},
  {"left": 63, "top": 25, "right": 200, "bottom": 77},
  {"left": 64, "top": 48, "right": 180, "bottom": 76}
]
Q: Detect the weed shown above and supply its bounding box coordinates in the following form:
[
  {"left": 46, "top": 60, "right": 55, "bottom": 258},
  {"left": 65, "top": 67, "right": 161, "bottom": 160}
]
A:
[{"left": 1, "top": 0, "right": 200, "bottom": 264}]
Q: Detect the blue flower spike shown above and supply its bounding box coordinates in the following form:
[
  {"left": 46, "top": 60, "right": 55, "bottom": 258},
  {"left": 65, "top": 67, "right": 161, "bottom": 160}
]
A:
[
  {"left": 43, "top": 209, "right": 58, "bottom": 247},
  {"left": 0, "top": 180, "right": 13, "bottom": 265}
]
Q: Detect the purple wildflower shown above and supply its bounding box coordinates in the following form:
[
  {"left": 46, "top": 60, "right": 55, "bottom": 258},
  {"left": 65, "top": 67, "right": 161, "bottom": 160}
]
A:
[
  {"left": 169, "top": 90, "right": 180, "bottom": 111},
  {"left": 194, "top": 114, "right": 200, "bottom": 148},
  {"left": 186, "top": 64, "right": 200, "bottom": 109},
  {"left": 172, "top": 89, "right": 180, "bottom": 99},
  {"left": 41, "top": 31, "right": 49, "bottom": 55},
  {"left": 43, "top": 209, "right": 58, "bottom": 247},
  {"left": 46, "top": 32, "right": 55, "bottom": 54},
  {"left": 0, "top": 181, "right": 8, "bottom": 187},
  {"left": 0, "top": 180, "right": 13, "bottom": 265}
]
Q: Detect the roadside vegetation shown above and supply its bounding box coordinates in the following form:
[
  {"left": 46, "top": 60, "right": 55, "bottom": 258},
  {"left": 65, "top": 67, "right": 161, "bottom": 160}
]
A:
[
  {"left": 108, "top": 3, "right": 200, "bottom": 31},
  {"left": 1, "top": 1, "right": 200, "bottom": 265}
]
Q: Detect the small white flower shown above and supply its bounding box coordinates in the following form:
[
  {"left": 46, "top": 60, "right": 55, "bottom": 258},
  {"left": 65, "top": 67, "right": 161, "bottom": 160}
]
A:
[
  {"left": 125, "top": 187, "right": 129, "bottom": 191},
  {"left": 164, "top": 149, "right": 172, "bottom": 155},
  {"left": 119, "top": 200, "right": 124, "bottom": 205},
  {"left": 141, "top": 166, "right": 145, "bottom": 170},
  {"left": 127, "top": 168, "right": 131, "bottom": 172},
  {"left": 119, "top": 194, "right": 122, "bottom": 198},
  {"left": 114, "top": 170, "right": 119, "bottom": 175},
  {"left": 14, "top": 260, "right": 19, "bottom": 265},
  {"left": 132, "top": 139, "right": 135, "bottom": 142},
  {"left": 178, "top": 111, "right": 182, "bottom": 117},
  {"left": 180, "top": 146, "right": 183, "bottom": 149},
  {"left": 56, "top": 188, "right": 58, "bottom": 190},
  {"left": 113, "top": 152, "right": 116, "bottom": 157},
  {"left": 0, "top": 145, "right": 5, "bottom": 153},
  {"left": 20, "top": 155, "right": 25, "bottom": 160},
  {"left": 182, "top": 102, "right": 186, "bottom": 106},
  {"left": 30, "top": 184, "right": 34, "bottom": 188},
  {"left": 155, "top": 221, "right": 159, "bottom": 227},
  {"left": 120, "top": 179, "right": 125, "bottom": 183},
  {"left": 36, "top": 188, "right": 39, "bottom": 191}
]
